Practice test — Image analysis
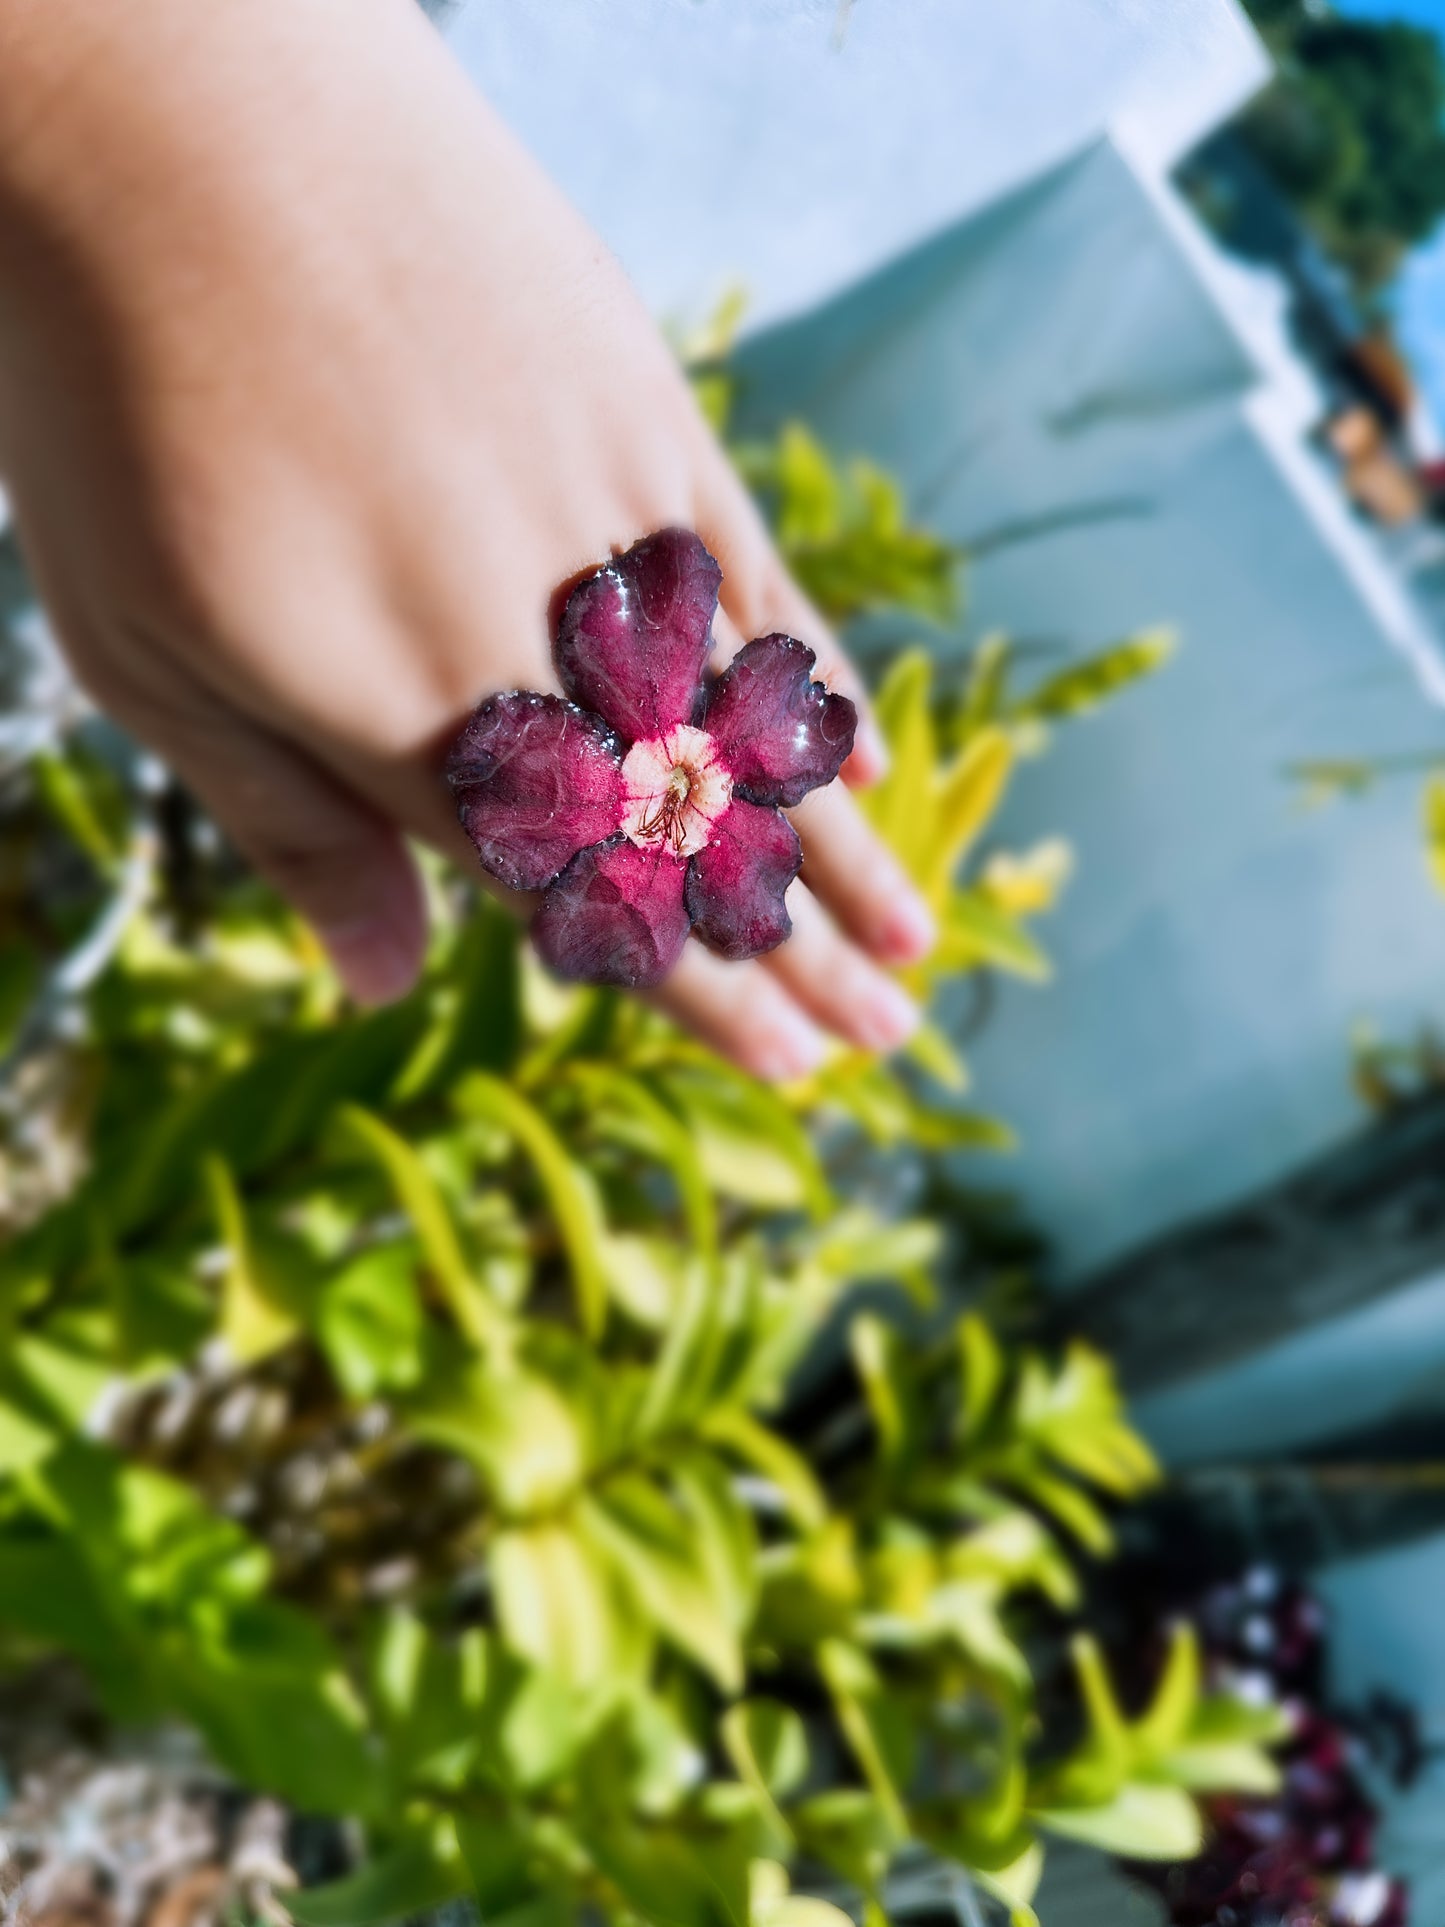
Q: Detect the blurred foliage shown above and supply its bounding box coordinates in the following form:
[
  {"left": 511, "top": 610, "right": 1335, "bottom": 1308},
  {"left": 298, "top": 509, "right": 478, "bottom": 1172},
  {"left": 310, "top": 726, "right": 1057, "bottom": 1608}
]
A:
[
  {"left": 1350, "top": 1016, "right": 1445, "bottom": 1115},
  {"left": 0, "top": 394, "right": 1219, "bottom": 1927},
  {"left": 1287, "top": 751, "right": 1445, "bottom": 912},
  {"left": 684, "top": 301, "right": 960, "bottom": 633},
  {"left": 733, "top": 423, "right": 960, "bottom": 630},
  {"left": 1234, "top": 2, "right": 1445, "bottom": 292}
]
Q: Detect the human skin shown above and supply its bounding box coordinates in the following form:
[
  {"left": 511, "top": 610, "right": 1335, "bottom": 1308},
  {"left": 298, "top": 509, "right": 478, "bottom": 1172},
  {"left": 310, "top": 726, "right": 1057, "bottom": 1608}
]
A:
[{"left": 0, "top": 0, "right": 934, "bottom": 1080}]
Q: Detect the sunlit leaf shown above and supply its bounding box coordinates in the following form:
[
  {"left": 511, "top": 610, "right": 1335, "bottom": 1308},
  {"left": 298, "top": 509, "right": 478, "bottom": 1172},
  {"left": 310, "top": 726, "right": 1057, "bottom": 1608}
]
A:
[
  {"left": 492, "top": 1518, "right": 641, "bottom": 1687},
  {"left": 204, "top": 1158, "right": 303, "bottom": 1364},
  {"left": 671, "top": 1451, "right": 760, "bottom": 1635},
  {"left": 700, "top": 1407, "right": 827, "bottom": 1531},
  {"left": 1012, "top": 630, "right": 1174, "bottom": 721},
  {"left": 817, "top": 1641, "right": 909, "bottom": 1841},
  {"left": 979, "top": 840, "right": 1073, "bottom": 916},
  {"left": 408, "top": 1354, "right": 588, "bottom": 1517},
  {"left": 456, "top": 1074, "right": 609, "bottom": 1337},
  {"left": 318, "top": 1244, "right": 426, "bottom": 1400},
  {"left": 866, "top": 653, "right": 937, "bottom": 880},
  {"left": 938, "top": 893, "right": 1051, "bottom": 982},
  {"left": 930, "top": 728, "right": 1013, "bottom": 894},
  {"left": 723, "top": 1701, "right": 809, "bottom": 1803},
  {"left": 1031, "top": 1783, "right": 1201, "bottom": 1860},
  {"left": 659, "top": 1067, "right": 830, "bottom": 1218},
  {"left": 1133, "top": 1621, "right": 1200, "bottom": 1756},
  {"left": 1426, "top": 774, "right": 1445, "bottom": 893},
  {"left": 580, "top": 1474, "right": 744, "bottom": 1692},
  {"left": 337, "top": 1105, "right": 502, "bottom": 1347},
  {"left": 958, "top": 1315, "right": 1005, "bottom": 1445},
  {"left": 850, "top": 1315, "right": 908, "bottom": 1466},
  {"left": 903, "top": 1021, "right": 970, "bottom": 1091}
]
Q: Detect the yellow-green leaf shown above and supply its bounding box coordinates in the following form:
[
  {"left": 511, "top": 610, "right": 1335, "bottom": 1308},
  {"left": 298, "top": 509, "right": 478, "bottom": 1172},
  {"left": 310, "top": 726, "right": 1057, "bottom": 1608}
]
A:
[
  {"left": 492, "top": 1518, "right": 643, "bottom": 1687},
  {"left": 337, "top": 1107, "right": 501, "bottom": 1348},
  {"left": 579, "top": 1476, "right": 743, "bottom": 1692},
  {"left": 1425, "top": 774, "right": 1445, "bottom": 893},
  {"left": 660, "top": 1067, "right": 830, "bottom": 1218},
  {"left": 408, "top": 1359, "right": 587, "bottom": 1518},
  {"left": 568, "top": 1066, "right": 717, "bottom": 1261},
  {"left": 958, "top": 1315, "right": 1005, "bottom": 1445},
  {"left": 930, "top": 728, "right": 1013, "bottom": 893},
  {"left": 1032, "top": 1783, "right": 1201, "bottom": 1860},
  {"left": 818, "top": 1641, "right": 909, "bottom": 1842},
  {"left": 1135, "top": 1622, "right": 1200, "bottom": 1756},
  {"left": 939, "top": 892, "right": 1051, "bottom": 982},
  {"left": 903, "top": 1021, "right": 970, "bottom": 1091},
  {"left": 866, "top": 651, "right": 937, "bottom": 879},
  {"left": 850, "top": 1315, "right": 907, "bottom": 1465},
  {"left": 205, "top": 1157, "right": 300, "bottom": 1365},
  {"left": 456, "top": 1075, "right": 609, "bottom": 1338},
  {"left": 1014, "top": 629, "right": 1175, "bottom": 721},
  {"left": 700, "top": 1407, "right": 827, "bottom": 1530}
]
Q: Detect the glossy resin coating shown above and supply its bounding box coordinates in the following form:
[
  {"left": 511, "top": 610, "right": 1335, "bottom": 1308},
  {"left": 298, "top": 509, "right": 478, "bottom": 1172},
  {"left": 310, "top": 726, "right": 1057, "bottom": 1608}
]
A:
[{"left": 447, "top": 529, "right": 856, "bottom": 988}]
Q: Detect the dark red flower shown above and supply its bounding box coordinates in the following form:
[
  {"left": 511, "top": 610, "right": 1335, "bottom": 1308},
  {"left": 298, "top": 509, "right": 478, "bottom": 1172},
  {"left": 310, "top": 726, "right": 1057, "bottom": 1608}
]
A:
[{"left": 447, "top": 530, "right": 856, "bottom": 987}]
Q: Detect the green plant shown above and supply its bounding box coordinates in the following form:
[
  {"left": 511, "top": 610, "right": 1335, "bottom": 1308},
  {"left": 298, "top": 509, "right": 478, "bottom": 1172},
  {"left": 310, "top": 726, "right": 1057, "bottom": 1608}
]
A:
[
  {"left": 0, "top": 402, "right": 1214, "bottom": 1927},
  {"left": 1229, "top": 5, "right": 1445, "bottom": 294},
  {"left": 681, "top": 298, "right": 960, "bottom": 633}
]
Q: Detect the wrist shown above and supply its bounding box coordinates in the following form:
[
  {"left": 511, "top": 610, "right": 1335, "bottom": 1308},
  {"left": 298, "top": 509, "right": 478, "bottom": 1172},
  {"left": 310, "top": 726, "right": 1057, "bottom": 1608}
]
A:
[{"left": 0, "top": 0, "right": 409, "bottom": 255}]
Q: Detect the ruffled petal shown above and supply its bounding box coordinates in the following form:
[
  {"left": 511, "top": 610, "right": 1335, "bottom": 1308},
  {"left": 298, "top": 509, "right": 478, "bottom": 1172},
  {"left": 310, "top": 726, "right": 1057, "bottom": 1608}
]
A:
[
  {"left": 532, "top": 836, "right": 691, "bottom": 988},
  {"left": 700, "top": 634, "right": 857, "bottom": 808},
  {"left": 556, "top": 528, "right": 721, "bottom": 744},
  {"left": 447, "top": 692, "right": 626, "bottom": 892},
  {"left": 685, "top": 800, "right": 802, "bottom": 961}
]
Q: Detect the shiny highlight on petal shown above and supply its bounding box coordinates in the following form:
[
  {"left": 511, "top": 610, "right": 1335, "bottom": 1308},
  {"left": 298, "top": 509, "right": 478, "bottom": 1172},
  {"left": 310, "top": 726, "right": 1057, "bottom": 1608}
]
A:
[
  {"left": 555, "top": 528, "right": 721, "bottom": 744},
  {"left": 701, "top": 634, "right": 857, "bottom": 809},
  {"left": 447, "top": 534, "right": 857, "bottom": 989}
]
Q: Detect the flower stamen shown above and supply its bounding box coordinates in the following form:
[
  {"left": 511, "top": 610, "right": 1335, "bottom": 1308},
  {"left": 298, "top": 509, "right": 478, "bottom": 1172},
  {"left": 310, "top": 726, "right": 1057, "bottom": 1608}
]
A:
[
  {"left": 636, "top": 766, "right": 695, "bottom": 854},
  {"left": 620, "top": 726, "right": 731, "bottom": 860}
]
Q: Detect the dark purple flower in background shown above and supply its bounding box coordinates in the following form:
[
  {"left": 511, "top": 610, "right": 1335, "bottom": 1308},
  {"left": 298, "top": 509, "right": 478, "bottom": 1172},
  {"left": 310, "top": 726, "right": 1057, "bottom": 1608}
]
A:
[
  {"left": 446, "top": 529, "right": 856, "bottom": 988},
  {"left": 1120, "top": 1571, "right": 1410, "bottom": 1927}
]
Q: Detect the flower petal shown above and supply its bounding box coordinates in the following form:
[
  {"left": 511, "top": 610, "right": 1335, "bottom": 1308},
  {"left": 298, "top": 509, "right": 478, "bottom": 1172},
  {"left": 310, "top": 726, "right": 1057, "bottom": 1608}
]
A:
[
  {"left": 447, "top": 691, "right": 625, "bottom": 892},
  {"left": 685, "top": 800, "right": 802, "bottom": 961},
  {"left": 700, "top": 634, "right": 857, "bottom": 808},
  {"left": 532, "top": 836, "right": 691, "bottom": 988},
  {"left": 556, "top": 528, "right": 722, "bottom": 743}
]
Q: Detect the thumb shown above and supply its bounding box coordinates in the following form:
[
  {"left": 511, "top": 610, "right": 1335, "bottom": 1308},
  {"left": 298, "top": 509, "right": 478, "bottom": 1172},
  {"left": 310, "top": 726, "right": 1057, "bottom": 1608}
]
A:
[{"left": 157, "top": 707, "right": 430, "bottom": 1006}]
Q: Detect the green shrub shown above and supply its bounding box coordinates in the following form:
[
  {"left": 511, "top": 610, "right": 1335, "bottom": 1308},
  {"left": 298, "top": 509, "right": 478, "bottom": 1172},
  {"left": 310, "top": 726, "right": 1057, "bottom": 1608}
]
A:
[{"left": 0, "top": 414, "right": 1250, "bottom": 1927}]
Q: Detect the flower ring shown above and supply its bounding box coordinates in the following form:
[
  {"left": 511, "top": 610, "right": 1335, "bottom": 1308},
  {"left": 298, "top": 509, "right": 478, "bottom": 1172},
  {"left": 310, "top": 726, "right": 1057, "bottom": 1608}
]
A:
[{"left": 446, "top": 529, "right": 857, "bottom": 988}]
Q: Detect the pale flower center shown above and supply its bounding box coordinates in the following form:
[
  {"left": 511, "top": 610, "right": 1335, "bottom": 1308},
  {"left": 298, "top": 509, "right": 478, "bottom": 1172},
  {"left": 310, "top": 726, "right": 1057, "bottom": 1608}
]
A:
[{"left": 619, "top": 724, "right": 732, "bottom": 859}]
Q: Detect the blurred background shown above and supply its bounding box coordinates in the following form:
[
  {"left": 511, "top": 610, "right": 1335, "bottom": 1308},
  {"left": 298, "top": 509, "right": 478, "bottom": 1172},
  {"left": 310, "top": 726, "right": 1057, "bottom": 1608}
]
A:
[
  {"left": 7, "top": 2, "right": 1445, "bottom": 1924},
  {"left": 460, "top": 0, "right": 1445, "bottom": 1902}
]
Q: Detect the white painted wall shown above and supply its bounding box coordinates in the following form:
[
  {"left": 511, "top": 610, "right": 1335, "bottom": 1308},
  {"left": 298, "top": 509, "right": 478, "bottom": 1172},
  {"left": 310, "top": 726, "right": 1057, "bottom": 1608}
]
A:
[
  {"left": 443, "top": 0, "right": 1268, "bottom": 329},
  {"left": 733, "top": 138, "right": 1445, "bottom": 1283}
]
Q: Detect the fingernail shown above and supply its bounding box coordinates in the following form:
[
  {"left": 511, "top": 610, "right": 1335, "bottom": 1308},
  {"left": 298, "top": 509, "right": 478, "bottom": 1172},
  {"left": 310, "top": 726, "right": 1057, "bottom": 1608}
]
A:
[
  {"left": 878, "top": 887, "right": 937, "bottom": 965},
  {"left": 320, "top": 915, "right": 420, "bottom": 1007},
  {"left": 847, "top": 717, "right": 890, "bottom": 786},
  {"left": 753, "top": 1011, "right": 830, "bottom": 1083},
  {"left": 853, "top": 975, "right": 921, "bottom": 1053}
]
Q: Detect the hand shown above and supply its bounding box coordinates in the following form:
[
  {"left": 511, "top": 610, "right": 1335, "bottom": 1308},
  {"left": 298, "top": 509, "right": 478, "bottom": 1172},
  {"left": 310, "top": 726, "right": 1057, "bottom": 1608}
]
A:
[{"left": 0, "top": 0, "right": 934, "bottom": 1080}]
